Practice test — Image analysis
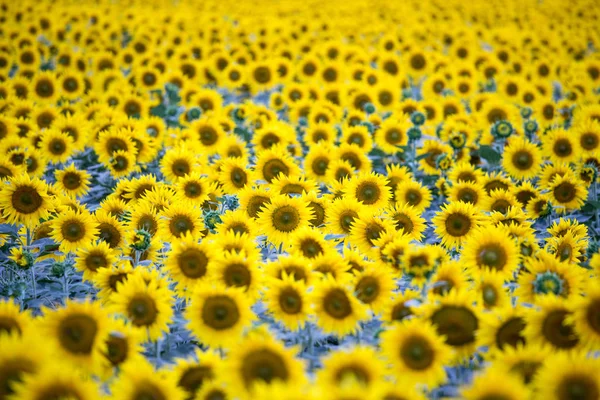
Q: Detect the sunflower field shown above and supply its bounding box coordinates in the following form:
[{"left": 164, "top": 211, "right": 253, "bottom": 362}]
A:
[{"left": 1, "top": 0, "right": 600, "bottom": 398}]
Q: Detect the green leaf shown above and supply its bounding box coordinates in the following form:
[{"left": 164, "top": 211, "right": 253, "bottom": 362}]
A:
[
  {"left": 478, "top": 145, "right": 501, "bottom": 164},
  {"left": 586, "top": 200, "right": 600, "bottom": 210}
]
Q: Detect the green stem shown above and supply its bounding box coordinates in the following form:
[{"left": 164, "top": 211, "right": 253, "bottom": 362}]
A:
[{"left": 31, "top": 267, "right": 37, "bottom": 299}]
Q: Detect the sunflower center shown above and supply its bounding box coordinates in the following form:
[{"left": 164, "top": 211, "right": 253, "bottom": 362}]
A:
[
  {"left": 253, "top": 66, "right": 272, "bottom": 84},
  {"left": 581, "top": 133, "right": 599, "bottom": 150},
  {"left": 324, "top": 289, "right": 352, "bottom": 319},
  {"left": 445, "top": 212, "right": 471, "bottom": 237},
  {"left": 263, "top": 159, "right": 289, "bottom": 183},
  {"left": 133, "top": 382, "right": 167, "bottom": 400},
  {"left": 533, "top": 272, "right": 565, "bottom": 296},
  {"left": 458, "top": 188, "right": 477, "bottom": 204},
  {"left": 224, "top": 263, "right": 251, "bottom": 289},
  {"left": 0, "top": 358, "right": 36, "bottom": 397},
  {"left": 247, "top": 195, "right": 270, "bottom": 218},
  {"left": 0, "top": 316, "right": 21, "bottom": 336},
  {"left": 491, "top": 199, "right": 512, "bottom": 214},
  {"left": 391, "top": 303, "right": 412, "bottom": 321},
  {"left": 405, "top": 189, "right": 422, "bottom": 206},
  {"left": 172, "top": 159, "right": 191, "bottom": 177},
  {"left": 512, "top": 150, "right": 533, "bottom": 170},
  {"left": 105, "top": 333, "right": 129, "bottom": 366},
  {"left": 199, "top": 127, "right": 218, "bottom": 146},
  {"left": 410, "top": 54, "right": 426, "bottom": 70},
  {"left": 355, "top": 276, "right": 379, "bottom": 304},
  {"left": 61, "top": 220, "right": 86, "bottom": 242},
  {"left": 431, "top": 306, "right": 478, "bottom": 346},
  {"left": 385, "top": 128, "right": 402, "bottom": 144},
  {"left": 35, "top": 79, "right": 54, "bottom": 98},
  {"left": 86, "top": 253, "right": 108, "bottom": 271},
  {"left": 241, "top": 349, "right": 289, "bottom": 388},
  {"left": 11, "top": 185, "right": 43, "bottom": 214},
  {"left": 202, "top": 296, "right": 240, "bottom": 330},
  {"left": 62, "top": 172, "right": 82, "bottom": 190},
  {"left": 586, "top": 299, "right": 600, "bottom": 335},
  {"left": 365, "top": 222, "right": 385, "bottom": 245},
  {"left": 394, "top": 213, "right": 414, "bottom": 234},
  {"left": 299, "top": 238, "right": 323, "bottom": 258},
  {"left": 99, "top": 222, "right": 123, "bottom": 248},
  {"left": 308, "top": 201, "right": 325, "bottom": 227},
  {"left": 128, "top": 295, "right": 158, "bottom": 326},
  {"left": 335, "top": 365, "right": 370, "bottom": 385},
  {"left": 495, "top": 317, "right": 526, "bottom": 350},
  {"left": 178, "top": 248, "right": 208, "bottom": 278},
  {"left": 556, "top": 375, "right": 599, "bottom": 400},
  {"left": 400, "top": 336, "right": 434, "bottom": 370},
  {"left": 178, "top": 367, "right": 213, "bottom": 399},
  {"left": 58, "top": 314, "right": 98, "bottom": 354},
  {"left": 260, "top": 133, "right": 280, "bottom": 149},
  {"left": 279, "top": 288, "right": 302, "bottom": 314},
  {"left": 553, "top": 182, "right": 576, "bottom": 203},
  {"left": 184, "top": 182, "right": 202, "bottom": 198},
  {"left": 356, "top": 182, "right": 381, "bottom": 205},
  {"left": 169, "top": 215, "right": 194, "bottom": 237},
  {"left": 311, "top": 157, "right": 329, "bottom": 176},
  {"left": 542, "top": 310, "right": 579, "bottom": 349},
  {"left": 553, "top": 139, "right": 573, "bottom": 157},
  {"left": 230, "top": 168, "right": 247, "bottom": 187},
  {"left": 482, "top": 285, "right": 498, "bottom": 307},
  {"left": 272, "top": 205, "right": 300, "bottom": 233},
  {"left": 477, "top": 244, "right": 507, "bottom": 270}
]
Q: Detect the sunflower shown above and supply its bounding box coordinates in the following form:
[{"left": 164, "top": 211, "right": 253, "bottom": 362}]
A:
[
  {"left": 335, "top": 143, "right": 372, "bottom": 173},
  {"left": 461, "top": 224, "right": 520, "bottom": 280},
  {"left": 111, "top": 359, "right": 186, "bottom": 400},
  {"left": 432, "top": 201, "right": 482, "bottom": 249},
  {"left": 253, "top": 145, "right": 301, "bottom": 184},
  {"left": 502, "top": 137, "right": 543, "bottom": 180},
  {"left": 420, "top": 289, "right": 481, "bottom": 360},
  {"left": 448, "top": 161, "right": 485, "bottom": 185},
  {"left": 218, "top": 158, "right": 249, "bottom": 194},
  {"left": 238, "top": 186, "right": 272, "bottom": 219},
  {"left": 168, "top": 350, "right": 221, "bottom": 400},
  {"left": 352, "top": 264, "right": 395, "bottom": 314},
  {"left": 428, "top": 261, "right": 470, "bottom": 297},
  {"left": 286, "top": 226, "right": 328, "bottom": 260},
  {"left": 489, "top": 342, "right": 547, "bottom": 385},
  {"left": 317, "top": 346, "right": 385, "bottom": 389},
  {"left": 0, "top": 299, "right": 33, "bottom": 337},
  {"left": 190, "top": 117, "right": 225, "bottom": 153},
  {"left": 265, "top": 255, "right": 314, "bottom": 285},
  {"left": 384, "top": 202, "right": 426, "bottom": 241},
  {"left": 533, "top": 351, "right": 600, "bottom": 400},
  {"left": 109, "top": 273, "right": 174, "bottom": 342},
  {"left": 248, "top": 61, "right": 277, "bottom": 93},
  {"left": 324, "top": 159, "right": 355, "bottom": 184},
  {"left": 476, "top": 270, "right": 510, "bottom": 310},
  {"left": 311, "top": 275, "right": 368, "bottom": 337},
  {"left": 224, "top": 330, "right": 305, "bottom": 397},
  {"left": 253, "top": 120, "right": 296, "bottom": 152},
  {"left": 160, "top": 145, "right": 200, "bottom": 183},
  {"left": 74, "top": 241, "right": 118, "bottom": 282},
  {"left": 381, "top": 318, "right": 452, "bottom": 388},
  {"left": 515, "top": 250, "right": 582, "bottom": 304},
  {"left": 373, "top": 117, "right": 410, "bottom": 154},
  {"left": 573, "top": 119, "right": 600, "bottom": 156},
  {"left": 349, "top": 213, "right": 395, "bottom": 255},
  {"left": 0, "top": 174, "right": 54, "bottom": 228},
  {"left": 165, "top": 233, "right": 215, "bottom": 296},
  {"left": 270, "top": 174, "right": 318, "bottom": 197},
  {"left": 0, "top": 334, "right": 50, "bottom": 399},
  {"left": 49, "top": 208, "right": 99, "bottom": 254},
  {"left": 395, "top": 179, "right": 432, "bottom": 212},
  {"left": 31, "top": 71, "right": 59, "bottom": 103},
  {"left": 211, "top": 250, "right": 260, "bottom": 298},
  {"left": 158, "top": 202, "right": 204, "bottom": 242},
  {"left": 107, "top": 149, "right": 138, "bottom": 178},
  {"left": 93, "top": 261, "right": 135, "bottom": 303},
  {"left": 546, "top": 174, "right": 588, "bottom": 213},
  {"left": 186, "top": 283, "right": 255, "bottom": 349},
  {"left": 303, "top": 143, "right": 334, "bottom": 182},
  {"left": 54, "top": 163, "right": 91, "bottom": 198},
  {"left": 478, "top": 307, "right": 528, "bottom": 354},
  {"left": 381, "top": 290, "right": 421, "bottom": 324},
  {"left": 214, "top": 209, "right": 257, "bottom": 238},
  {"left": 98, "top": 318, "right": 144, "bottom": 380},
  {"left": 542, "top": 128, "right": 581, "bottom": 164},
  {"left": 41, "top": 300, "right": 110, "bottom": 371},
  {"left": 264, "top": 274, "right": 311, "bottom": 332},
  {"left": 567, "top": 282, "right": 600, "bottom": 348},
  {"left": 302, "top": 191, "right": 327, "bottom": 228},
  {"left": 9, "top": 362, "right": 100, "bottom": 400},
  {"left": 461, "top": 367, "right": 530, "bottom": 400},
  {"left": 524, "top": 296, "right": 580, "bottom": 351},
  {"left": 344, "top": 172, "right": 391, "bottom": 211},
  {"left": 256, "top": 195, "right": 313, "bottom": 247},
  {"left": 340, "top": 124, "right": 372, "bottom": 151}
]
